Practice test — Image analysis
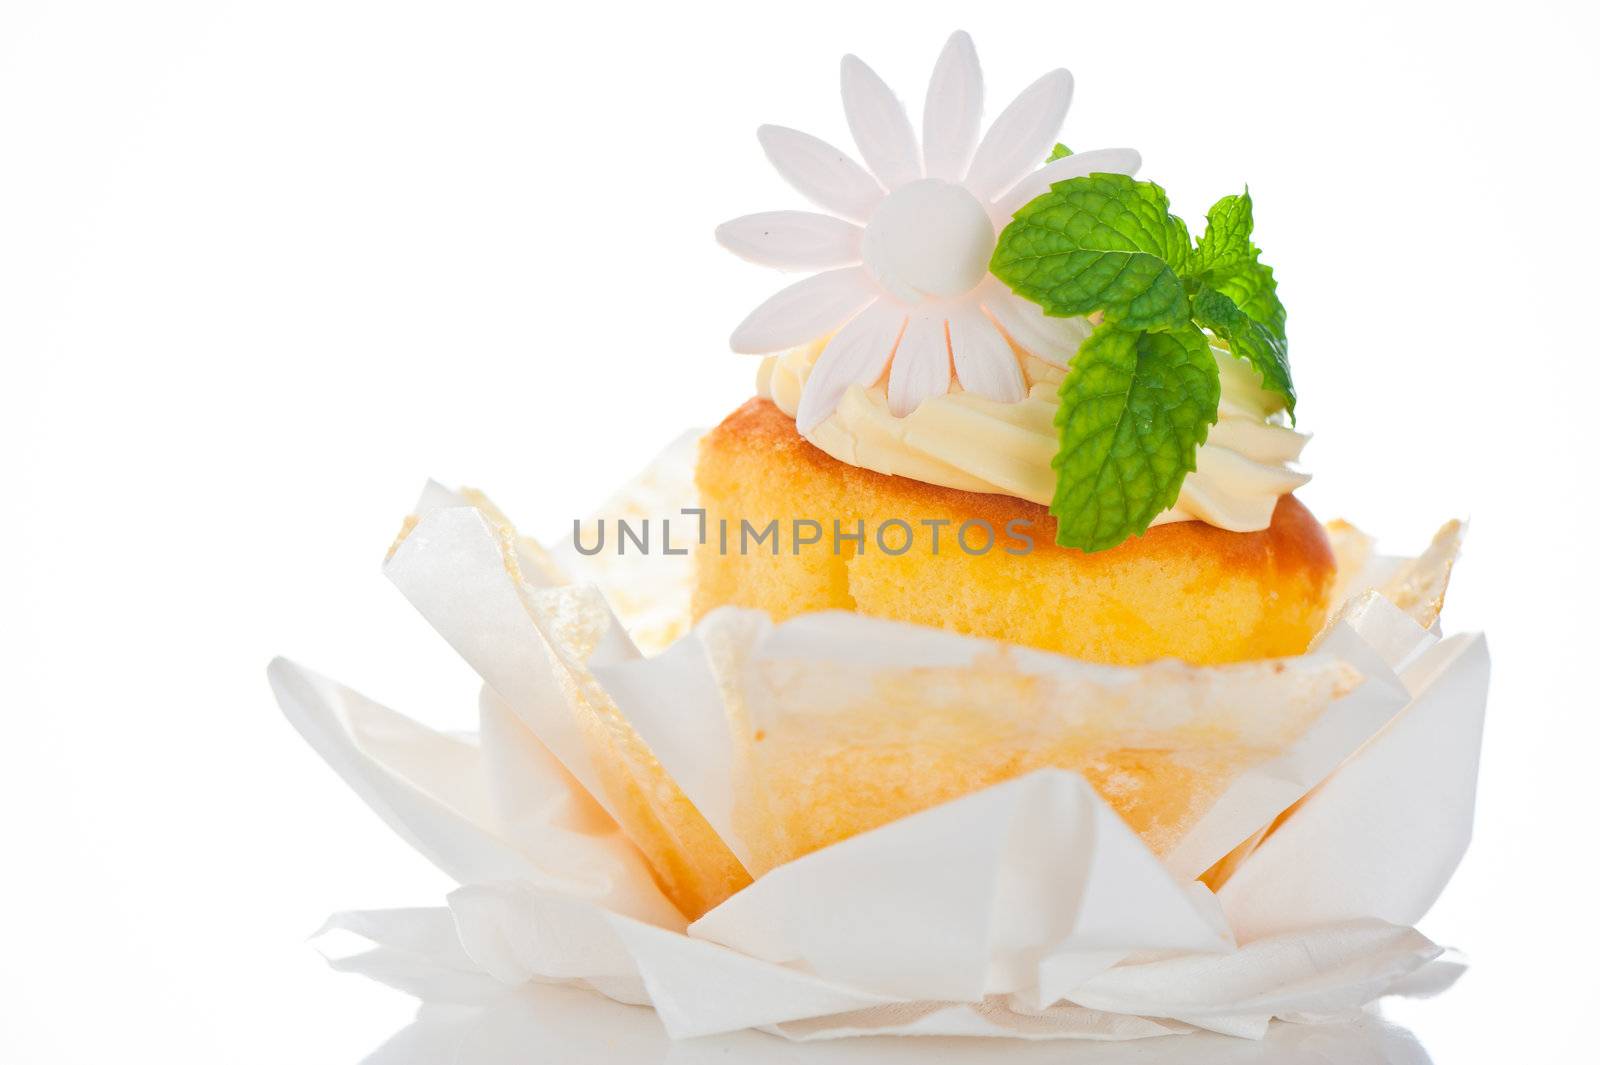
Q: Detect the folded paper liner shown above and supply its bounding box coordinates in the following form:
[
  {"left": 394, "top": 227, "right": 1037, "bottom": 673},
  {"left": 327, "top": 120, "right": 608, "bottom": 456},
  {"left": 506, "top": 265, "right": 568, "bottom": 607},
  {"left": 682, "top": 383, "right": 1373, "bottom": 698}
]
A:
[{"left": 272, "top": 433, "right": 1488, "bottom": 1042}]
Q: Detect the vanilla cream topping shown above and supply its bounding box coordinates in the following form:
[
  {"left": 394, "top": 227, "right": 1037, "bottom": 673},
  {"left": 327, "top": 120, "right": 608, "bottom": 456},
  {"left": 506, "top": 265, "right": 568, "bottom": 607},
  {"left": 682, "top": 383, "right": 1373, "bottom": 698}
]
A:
[{"left": 757, "top": 334, "right": 1310, "bottom": 533}]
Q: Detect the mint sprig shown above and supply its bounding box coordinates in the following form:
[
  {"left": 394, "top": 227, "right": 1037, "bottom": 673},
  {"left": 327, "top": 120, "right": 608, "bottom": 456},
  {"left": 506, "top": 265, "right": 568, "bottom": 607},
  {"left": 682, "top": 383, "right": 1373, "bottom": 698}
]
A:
[
  {"left": 990, "top": 176, "right": 1294, "bottom": 551},
  {"left": 990, "top": 173, "right": 1192, "bottom": 331},
  {"left": 1190, "top": 191, "right": 1256, "bottom": 274},
  {"left": 1191, "top": 283, "right": 1294, "bottom": 414},
  {"left": 1190, "top": 190, "right": 1288, "bottom": 340},
  {"left": 1051, "top": 323, "right": 1220, "bottom": 552}
]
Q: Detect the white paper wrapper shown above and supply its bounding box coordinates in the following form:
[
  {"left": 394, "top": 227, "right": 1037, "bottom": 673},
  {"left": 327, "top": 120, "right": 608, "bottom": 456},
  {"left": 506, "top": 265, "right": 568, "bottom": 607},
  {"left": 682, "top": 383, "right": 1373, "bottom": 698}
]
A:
[{"left": 272, "top": 437, "right": 1487, "bottom": 1042}]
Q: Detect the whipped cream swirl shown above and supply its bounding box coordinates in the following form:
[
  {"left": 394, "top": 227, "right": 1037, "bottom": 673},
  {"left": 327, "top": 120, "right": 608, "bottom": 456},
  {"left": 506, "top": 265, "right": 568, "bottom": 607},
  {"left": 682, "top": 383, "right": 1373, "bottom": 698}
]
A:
[{"left": 758, "top": 333, "right": 1310, "bottom": 533}]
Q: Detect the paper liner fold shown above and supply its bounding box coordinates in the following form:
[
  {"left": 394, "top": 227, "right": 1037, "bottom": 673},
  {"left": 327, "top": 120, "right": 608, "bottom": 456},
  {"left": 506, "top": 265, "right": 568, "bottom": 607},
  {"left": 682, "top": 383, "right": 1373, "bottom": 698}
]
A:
[
  {"left": 385, "top": 498, "right": 749, "bottom": 918},
  {"left": 689, "top": 770, "right": 1231, "bottom": 1002},
  {"left": 744, "top": 613, "right": 1363, "bottom": 876},
  {"left": 1217, "top": 630, "right": 1490, "bottom": 940},
  {"left": 273, "top": 438, "right": 1487, "bottom": 1042},
  {"left": 314, "top": 908, "right": 506, "bottom": 1005}
]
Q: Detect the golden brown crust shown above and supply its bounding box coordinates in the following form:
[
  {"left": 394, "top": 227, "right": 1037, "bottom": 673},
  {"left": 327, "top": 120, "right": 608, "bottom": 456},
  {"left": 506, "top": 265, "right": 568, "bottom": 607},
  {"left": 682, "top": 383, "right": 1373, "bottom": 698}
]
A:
[{"left": 697, "top": 398, "right": 1335, "bottom": 665}]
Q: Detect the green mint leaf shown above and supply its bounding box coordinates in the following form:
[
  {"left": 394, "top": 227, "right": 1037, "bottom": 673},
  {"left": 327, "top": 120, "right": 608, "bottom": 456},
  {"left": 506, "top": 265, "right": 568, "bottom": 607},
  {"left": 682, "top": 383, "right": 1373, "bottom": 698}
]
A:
[
  {"left": 1209, "top": 258, "right": 1287, "bottom": 338},
  {"left": 1050, "top": 321, "right": 1220, "bottom": 552},
  {"left": 999, "top": 178, "right": 1299, "bottom": 548},
  {"left": 1191, "top": 284, "right": 1295, "bottom": 418},
  {"left": 1187, "top": 188, "right": 1292, "bottom": 411},
  {"left": 990, "top": 173, "right": 1192, "bottom": 331},
  {"left": 1047, "top": 143, "right": 1073, "bottom": 161},
  {"left": 1191, "top": 190, "right": 1255, "bottom": 275},
  {"left": 1189, "top": 188, "right": 1287, "bottom": 338}
]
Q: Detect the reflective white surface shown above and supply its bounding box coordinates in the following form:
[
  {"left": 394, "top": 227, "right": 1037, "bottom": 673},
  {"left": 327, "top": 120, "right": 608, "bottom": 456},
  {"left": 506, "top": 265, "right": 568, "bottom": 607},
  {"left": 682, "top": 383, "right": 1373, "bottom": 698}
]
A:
[{"left": 362, "top": 984, "right": 1435, "bottom": 1065}]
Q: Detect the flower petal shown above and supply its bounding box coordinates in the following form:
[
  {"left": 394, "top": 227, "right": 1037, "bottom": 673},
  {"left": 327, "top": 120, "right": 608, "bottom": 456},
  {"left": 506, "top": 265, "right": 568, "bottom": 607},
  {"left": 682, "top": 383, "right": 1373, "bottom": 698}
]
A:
[
  {"left": 948, "top": 304, "right": 1025, "bottom": 403},
  {"left": 982, "top": 287, "right": 1094, "bottom": 367},
  {"left": 730, "top": 268, "right": 875, "bottom": 354},
  {"left": 922, "top": 30, "right": 983, "bottom": 182},
  {"left": 963, "top": 69, "right": 1073, "bottom": 202},
  {"left": 841, "top": 55, "right": 922, "bottom": 191},
  {"left": 796, "top": 301, "right": 906, "bottom": 431},
  {"left": 716, "top": 211, "right": 864, "bottom": 271},
  {"left": 887, "top": 312, "right": 953, "bottom": 416},
  {"left": 990, "top": 147, "right": 1143, "bottom": 218},
  {"left": 758, "top": 125, "right": 885, "bottom": 223}
]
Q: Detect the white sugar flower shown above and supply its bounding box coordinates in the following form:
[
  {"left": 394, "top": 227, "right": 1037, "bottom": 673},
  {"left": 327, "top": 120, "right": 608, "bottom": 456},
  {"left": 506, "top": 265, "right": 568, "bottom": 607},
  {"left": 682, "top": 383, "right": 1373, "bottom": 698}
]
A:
[{"left": 718, "top": 31, "right": 1141, "bottom": 431}]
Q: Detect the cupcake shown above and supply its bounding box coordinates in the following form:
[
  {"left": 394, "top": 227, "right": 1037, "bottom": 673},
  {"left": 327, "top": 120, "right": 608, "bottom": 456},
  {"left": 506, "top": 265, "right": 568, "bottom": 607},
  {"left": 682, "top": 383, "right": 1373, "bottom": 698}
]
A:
[
  {"left": 278, "top": 36, "right": 1487, "bottom": 1038},
  {"left": 699, "top": 31, "right": 1328, "bottom": 668},
  {"left": 360, "top": 33, "right": 1467, "bottom": 926},
  {"left": 675, "top": 32, "right": 1427, "bottom": 892}
]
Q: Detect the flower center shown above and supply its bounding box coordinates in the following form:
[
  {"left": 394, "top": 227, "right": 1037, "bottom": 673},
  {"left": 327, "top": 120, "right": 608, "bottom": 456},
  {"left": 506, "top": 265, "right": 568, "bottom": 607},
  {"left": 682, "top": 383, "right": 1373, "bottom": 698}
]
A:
[{"left": 862, "top": 179, "right": 995, "bottom": 304}]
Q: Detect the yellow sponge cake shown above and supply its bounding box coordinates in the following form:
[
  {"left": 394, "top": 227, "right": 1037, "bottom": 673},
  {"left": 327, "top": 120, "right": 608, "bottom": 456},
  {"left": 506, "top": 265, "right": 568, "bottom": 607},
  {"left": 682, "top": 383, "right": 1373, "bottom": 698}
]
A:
[{"left": 695, "top": 398, "right": 1335, "bottom": 667}]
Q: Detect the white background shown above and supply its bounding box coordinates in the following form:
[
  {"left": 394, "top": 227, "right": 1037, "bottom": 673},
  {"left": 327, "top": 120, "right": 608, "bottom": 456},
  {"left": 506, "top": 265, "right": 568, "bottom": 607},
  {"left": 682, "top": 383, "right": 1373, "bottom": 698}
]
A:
[{"left": 3, "top": 1, "right": 1596, "bottom": 1061}]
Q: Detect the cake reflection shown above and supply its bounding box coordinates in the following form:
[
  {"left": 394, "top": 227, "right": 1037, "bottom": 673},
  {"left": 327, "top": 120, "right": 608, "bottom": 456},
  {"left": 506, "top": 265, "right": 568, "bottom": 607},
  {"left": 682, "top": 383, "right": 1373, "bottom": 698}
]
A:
[{"left": 362, "top": 983, "right": 1432, "bottom": 1065}]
